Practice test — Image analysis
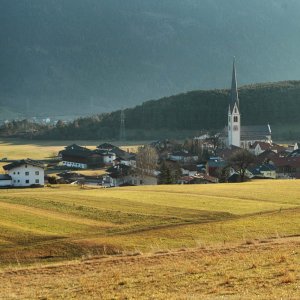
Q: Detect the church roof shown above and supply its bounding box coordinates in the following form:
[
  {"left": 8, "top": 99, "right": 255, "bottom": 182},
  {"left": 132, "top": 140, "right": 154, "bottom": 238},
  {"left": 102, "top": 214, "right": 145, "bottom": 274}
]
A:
[
  {"left": 223, "top": 125, "right": 271, "bottom": 141},
  {"left": 240, "top": 125, "right": 271, "bottom": 140},
  {"left": 229, "top": 58, "right": 239, "bottom": 113}
]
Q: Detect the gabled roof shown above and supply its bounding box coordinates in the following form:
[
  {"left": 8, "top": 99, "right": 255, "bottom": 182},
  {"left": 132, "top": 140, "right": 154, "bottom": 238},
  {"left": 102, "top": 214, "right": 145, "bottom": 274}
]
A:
[
  {"left": 65, "top": 144, "right": 90, "bottom": 152},
  {"left": 3, "top": 159, "right": 44, "bottom": 171},
  {"left": 60, "top": 148, "right": 94, "bottom": 158},
  {"left": 97, "top": 143, "right": 117, "bottom": 150},
  {"left": 241, "top": 125, "right": 271, "bottom": 140},
  {"left": 169, "top": 150, "right": 195, "bottom": 157},
  {"left": 106, "top": 164, "right": 131, "bottom": 178},
  {"left": 288, "top": 149, "right": 300, "bottom": 158},
  {"left": 272, "top": 156, "right": 300, "bottom": 168},
  {"left": 111, "top": 148, "right": 135, "bottom": 160},
  {"left": 250, "top": 141, "right": 271, "bottom": 150}
]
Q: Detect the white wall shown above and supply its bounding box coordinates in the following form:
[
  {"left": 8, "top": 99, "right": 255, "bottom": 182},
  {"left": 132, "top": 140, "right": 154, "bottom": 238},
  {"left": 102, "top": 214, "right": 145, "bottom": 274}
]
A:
[
  {"left": 103, "top": 153, "right": 116, "bottom": 164},
  {"left": 228, "top": 103, "right": 241, "bottom": 147},
  {"left": 62, "top": 161, "right": 87, "bottom": 169},
  {"left": 0, "top": 179, "right": 12, "bottom": 187},
  {"left": 8, "top": 164, "right": 44, "bottom": 187}
]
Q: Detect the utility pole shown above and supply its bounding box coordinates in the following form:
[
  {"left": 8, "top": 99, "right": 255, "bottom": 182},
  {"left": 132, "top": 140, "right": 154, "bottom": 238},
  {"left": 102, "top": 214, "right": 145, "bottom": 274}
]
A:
[{"left": 120, "top": 110, "right": 126, "bottom": 141}]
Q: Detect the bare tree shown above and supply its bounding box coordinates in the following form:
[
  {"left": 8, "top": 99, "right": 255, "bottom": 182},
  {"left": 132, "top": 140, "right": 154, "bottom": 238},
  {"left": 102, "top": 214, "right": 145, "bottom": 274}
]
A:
[
  {"left": 228, "top": 149, "right": 255, "bottom": 182},
  {"left": 136, "top": 145, "right": 159, "bottom": 180}
]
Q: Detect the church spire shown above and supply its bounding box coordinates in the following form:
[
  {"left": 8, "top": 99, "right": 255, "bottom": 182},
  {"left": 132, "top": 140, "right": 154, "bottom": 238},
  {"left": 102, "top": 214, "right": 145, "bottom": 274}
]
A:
[{"left": 230, "top": 57, "right": 239, "bottom": 112}]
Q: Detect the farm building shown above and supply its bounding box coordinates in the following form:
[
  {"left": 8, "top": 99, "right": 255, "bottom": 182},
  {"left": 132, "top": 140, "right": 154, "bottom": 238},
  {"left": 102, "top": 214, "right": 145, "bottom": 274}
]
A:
[{"left": 2, "top": 159, "right": 44, "bottom": 187}]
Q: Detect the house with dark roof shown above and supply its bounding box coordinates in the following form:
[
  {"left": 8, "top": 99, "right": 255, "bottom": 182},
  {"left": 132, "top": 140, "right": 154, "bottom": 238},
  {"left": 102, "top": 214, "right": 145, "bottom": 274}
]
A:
[
  {"left": 272, "top": 156, "right": 300, "bottom": 179},
  {"left": 2, "top": 159, "right": 44, "bottom": 187},
  {"left": 97, "top": 143, "right": 117, "bottom": 151},
  {"left": 59, "top": 144, "right": 103, "bottom": 169},
  {"left": 248, "top": 163, "right": 276, "bottom": 179},
  {"left": 168, "top": 150, "right": 198, "bottom": 163}
]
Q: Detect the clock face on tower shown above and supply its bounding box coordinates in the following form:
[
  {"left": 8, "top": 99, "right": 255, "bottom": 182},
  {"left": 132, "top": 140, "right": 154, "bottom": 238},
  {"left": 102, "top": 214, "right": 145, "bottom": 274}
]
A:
[{"left": 233, "top": 125, "right": 239, "bottom": 131}]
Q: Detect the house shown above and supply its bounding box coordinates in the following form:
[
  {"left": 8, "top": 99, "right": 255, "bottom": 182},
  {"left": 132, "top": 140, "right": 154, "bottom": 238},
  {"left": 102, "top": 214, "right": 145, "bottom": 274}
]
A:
[
  {"left": 181, "top": 164, "right": 198, "bottom": 176},
  {"left": 0, "top": 174, "right": 12, "bottom": 187},
  {"left": 130, "top": 173, "right": 158, "bottom": 186},
  {"left": 178, "top": 174, "right": 218, "bottom": 184},
  {"left": 111, "top": 148, "right": 136, "bottom": 166},
  {"left": 2, "top": 159, "right": 44, "bottom": 187},
  {"left": 272, "top": 156, "right": 300, "bottom": 179},
  {"left": 249, "top": 141, "right": 272, "bottom": 156},
  {"left": 102, "top": 164, "right": 132, "bottom": 187},
  {"left": 94, "top": 149, "right": 116, "bottom": 165},
  {"left": 59, "top": 144, "right": 102, "bottom": 169},
  {"left": 168, "top": 151, "right": 198, "bottom": 163},
  {"left": 206, "top": 157, "right": 227, "bottom": 177},
  {"left": 193, "top": 173, "right": 218, "bottom": 184},
  {"left": 97, "top": 143, "right": 117, "bottom": 151},
  {"left": 248, "top": 163, "right": 277, "bottom": 179}
]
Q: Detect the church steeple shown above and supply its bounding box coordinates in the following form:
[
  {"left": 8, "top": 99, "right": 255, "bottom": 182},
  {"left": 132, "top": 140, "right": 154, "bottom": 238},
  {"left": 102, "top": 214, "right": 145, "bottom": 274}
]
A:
[
  {"left": 230, "top": 57, "right": 239, "bottom": 113},
  {"left": 228, "top": 57, "right": 241, "bottom": 148}
]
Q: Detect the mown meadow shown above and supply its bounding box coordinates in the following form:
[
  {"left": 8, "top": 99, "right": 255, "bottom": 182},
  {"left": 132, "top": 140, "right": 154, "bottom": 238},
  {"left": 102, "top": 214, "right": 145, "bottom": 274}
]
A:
[{"left": 0, "top": 180, "right": 299, "bottom": 267}]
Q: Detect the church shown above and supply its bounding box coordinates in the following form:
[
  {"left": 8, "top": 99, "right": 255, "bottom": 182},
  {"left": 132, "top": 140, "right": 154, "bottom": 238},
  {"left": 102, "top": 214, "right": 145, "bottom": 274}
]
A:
[{"left": 223, "top": 59, "right": 272, "bottom": 149}]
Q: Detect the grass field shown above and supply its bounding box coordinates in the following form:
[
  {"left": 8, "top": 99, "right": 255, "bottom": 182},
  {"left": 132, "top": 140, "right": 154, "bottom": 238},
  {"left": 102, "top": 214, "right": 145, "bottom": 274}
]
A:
[
  {"left": 0, "top": 180, "right": 299, "bottom": 299},
  {"left": 0, "top": 138, "right": 143, "bottom": 161}
]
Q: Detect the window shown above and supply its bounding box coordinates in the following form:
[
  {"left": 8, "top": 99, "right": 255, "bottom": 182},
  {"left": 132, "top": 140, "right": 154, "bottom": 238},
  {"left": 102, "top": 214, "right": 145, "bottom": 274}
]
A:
[
  {"left": 25, "top": 171, "right": 29, "bottom": 176},
  {"left": 26, "top": 180, "right": 29, "bottom": 184},
  {"left": 35, "top": 179, "right": 39, "bottom": 184},
  {"left": 13, "top": 172, "right": 16, "bottom": 175},
  {"left": 25, "top": 165, "right": 27, "bottom": 168},
  {"left": 18, "top": 180, "right": 20, "bottom": 183},
  {"left": 35, "top": 171, "right": 39, "bottom": 175},
  {"left": 17, "top": 172, "right": 20, "bottom": 174},
  {"left": 234, "top": 116, "right": 238, "bottom": 122}
]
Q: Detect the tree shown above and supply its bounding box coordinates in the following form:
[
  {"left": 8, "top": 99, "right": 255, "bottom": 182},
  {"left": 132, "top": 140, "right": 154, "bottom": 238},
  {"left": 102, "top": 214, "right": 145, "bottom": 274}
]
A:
[
  {"left": 228, "top": 149, "right": 255, "bottom": 182},
  {"left": 135, "top": 145, "right": 159, "bottom": 180},
  {"left": 208, "top": 132, "right": 223, "bottom": 155},
  {"left": 158, "top": 160, "right": 182, "bottom": 184}
]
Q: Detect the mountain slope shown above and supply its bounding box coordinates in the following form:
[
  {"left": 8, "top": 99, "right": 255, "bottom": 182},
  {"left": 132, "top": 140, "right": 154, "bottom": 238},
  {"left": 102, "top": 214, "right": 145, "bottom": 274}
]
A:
[
  {"left": 30, "top": 80, "right": 300, "bottom": 140},
  {"left": 1, "top": 0, "right": 300, "bottom": 117}
]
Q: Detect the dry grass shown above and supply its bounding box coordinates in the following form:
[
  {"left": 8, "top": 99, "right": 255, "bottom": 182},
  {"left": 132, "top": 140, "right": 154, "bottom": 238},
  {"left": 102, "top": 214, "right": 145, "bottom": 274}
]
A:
[
  {"left": 0, "top": 181, "right": 299, "bottom": 267},
  {"left": 0, "top": 238, "right": 299, "bottom": 299}
]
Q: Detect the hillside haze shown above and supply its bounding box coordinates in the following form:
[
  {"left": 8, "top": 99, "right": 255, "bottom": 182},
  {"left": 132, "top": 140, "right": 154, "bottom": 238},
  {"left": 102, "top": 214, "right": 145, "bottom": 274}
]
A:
[{"left": 1, "top": 0, "right": 300, "bottom": 118}]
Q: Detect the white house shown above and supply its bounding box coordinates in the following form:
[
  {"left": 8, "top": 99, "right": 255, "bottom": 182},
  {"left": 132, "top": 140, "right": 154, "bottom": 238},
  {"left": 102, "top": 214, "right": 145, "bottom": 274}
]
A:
[
  {"left": 3, "top": 160, "right": 45, "bottom": 187},
  {"left": 101, "top": 151, "right": 117, "bottom": 165}
]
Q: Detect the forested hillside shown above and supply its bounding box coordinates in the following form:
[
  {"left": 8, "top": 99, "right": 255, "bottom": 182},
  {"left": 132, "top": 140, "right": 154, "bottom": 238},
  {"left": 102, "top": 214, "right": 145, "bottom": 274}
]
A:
[{"left": 18, "top": 80, "right": 299, "bottom": 140}]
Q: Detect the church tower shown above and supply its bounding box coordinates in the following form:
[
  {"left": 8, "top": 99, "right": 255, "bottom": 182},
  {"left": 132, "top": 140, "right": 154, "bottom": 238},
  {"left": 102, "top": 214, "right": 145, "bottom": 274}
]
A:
[{"left": 228, "top": 58, "right": 241, "bottom": 147}]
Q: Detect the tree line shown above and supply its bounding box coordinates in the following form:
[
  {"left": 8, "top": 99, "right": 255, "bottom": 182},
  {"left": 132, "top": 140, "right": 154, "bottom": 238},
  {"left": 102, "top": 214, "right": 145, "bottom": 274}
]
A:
[{"left": 1, "top": 80, "right": 300, "bottom": 140}]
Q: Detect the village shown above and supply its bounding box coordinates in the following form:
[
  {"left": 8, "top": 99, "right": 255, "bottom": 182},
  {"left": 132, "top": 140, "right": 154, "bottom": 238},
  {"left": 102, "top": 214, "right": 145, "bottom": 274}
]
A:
[
  {"left": 0, "top": 137, "right": 299, "bottom": 189},
  {"left": 0, "top": 60, "right": 300, "bottom": 188}
]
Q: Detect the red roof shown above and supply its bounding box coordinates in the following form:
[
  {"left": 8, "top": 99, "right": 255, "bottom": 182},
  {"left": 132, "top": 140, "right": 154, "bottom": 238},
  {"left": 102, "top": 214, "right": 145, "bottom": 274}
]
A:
[{"left": 272, "top": 157, "right": 300, "bottom": 168}]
